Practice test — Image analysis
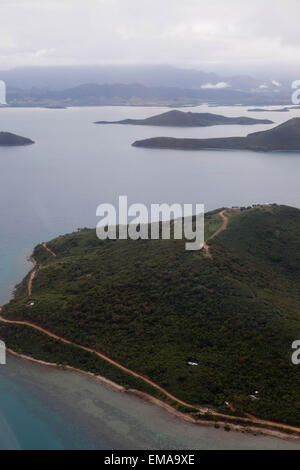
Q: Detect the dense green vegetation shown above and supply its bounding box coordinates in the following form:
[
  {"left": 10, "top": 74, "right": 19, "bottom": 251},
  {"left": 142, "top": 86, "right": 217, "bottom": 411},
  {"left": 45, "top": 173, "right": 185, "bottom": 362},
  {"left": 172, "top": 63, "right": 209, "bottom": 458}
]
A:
[
  {"left": 0, "top": 323, "right": 165, "bottom": 398},
  {"left": 95, "top": 110, "right": 272, "bottom": 127},
  {"left": 133, "top": 118, "right": 300, "bottom": 152},
  {"left": 1, "top": 206, "right": 300, "bottom": 426}
]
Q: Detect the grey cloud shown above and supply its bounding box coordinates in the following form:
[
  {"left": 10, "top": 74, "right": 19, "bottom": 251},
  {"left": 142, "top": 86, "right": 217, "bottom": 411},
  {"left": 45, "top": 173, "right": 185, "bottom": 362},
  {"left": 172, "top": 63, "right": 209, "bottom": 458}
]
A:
[{"left": 0, "top": 0, "right": 299, "bottom": 71}]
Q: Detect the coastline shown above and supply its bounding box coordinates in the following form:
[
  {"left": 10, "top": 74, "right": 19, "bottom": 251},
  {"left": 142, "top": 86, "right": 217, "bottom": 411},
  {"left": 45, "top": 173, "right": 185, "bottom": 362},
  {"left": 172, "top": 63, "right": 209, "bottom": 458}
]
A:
[
  {"left": 1, "top": 240, "right": 300, "bottom": 445},
  {"left": 7, "top": 348, "right": 125, "bottom": 393},
  {"left": 0, "top": 105, "right": 300, "bottom": 450},
  {"left": 6, "top": 349, "right": 300, "bottom": 444}
]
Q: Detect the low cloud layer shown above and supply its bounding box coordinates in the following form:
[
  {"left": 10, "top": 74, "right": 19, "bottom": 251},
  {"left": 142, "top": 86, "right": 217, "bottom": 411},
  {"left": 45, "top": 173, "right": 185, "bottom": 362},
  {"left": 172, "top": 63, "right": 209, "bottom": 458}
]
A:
[
  {"left": 201, "top": 82, "right": 229, "bottom": 89},
  {"left": 0, "top": 0, "right": 300, "bottom": 74}
]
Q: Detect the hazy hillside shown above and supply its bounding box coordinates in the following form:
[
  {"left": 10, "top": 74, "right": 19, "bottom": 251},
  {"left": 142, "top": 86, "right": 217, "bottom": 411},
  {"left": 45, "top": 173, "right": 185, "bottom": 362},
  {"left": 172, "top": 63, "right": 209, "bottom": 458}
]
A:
[
  {"left": 1, "top": 65, "right": 291, "bottom": 107},
  {"left": 0, "top": 65, "right": 283, "bottom": 91},
  {"left": 6, "top": 83, "right": 255, "bottom": 107}
]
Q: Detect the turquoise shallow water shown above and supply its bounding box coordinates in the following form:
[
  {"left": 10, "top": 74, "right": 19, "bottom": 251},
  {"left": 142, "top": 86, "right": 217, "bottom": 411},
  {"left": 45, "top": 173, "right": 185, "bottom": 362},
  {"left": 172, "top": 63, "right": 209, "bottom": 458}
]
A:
[
  {"left": 1, "top": 354, "right": 300, "bottom": 450},
  {"left": 0, "top": 105, "right": 300, "bottom": 449}
]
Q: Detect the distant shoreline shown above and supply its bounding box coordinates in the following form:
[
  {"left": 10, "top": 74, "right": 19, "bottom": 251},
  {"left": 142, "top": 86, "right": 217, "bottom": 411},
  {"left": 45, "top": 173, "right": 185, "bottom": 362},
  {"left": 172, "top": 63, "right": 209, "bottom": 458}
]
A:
[{"left": 0, "top": 102, "right": 292, "bottom": 110}]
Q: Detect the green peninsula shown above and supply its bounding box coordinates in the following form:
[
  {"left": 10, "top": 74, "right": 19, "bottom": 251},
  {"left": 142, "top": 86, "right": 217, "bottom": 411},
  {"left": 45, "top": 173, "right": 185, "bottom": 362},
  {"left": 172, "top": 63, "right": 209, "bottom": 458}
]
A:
[
  {"left": 1, "top": 205, "right": 300, "bottom": 429},
  {"left": 132, "top": 118, "right": 300, "bottom": 152}
]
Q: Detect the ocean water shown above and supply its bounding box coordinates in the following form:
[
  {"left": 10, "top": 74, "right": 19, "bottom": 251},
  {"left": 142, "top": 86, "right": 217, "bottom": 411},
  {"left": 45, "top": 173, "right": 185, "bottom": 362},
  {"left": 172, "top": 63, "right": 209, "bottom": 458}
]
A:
[
  {"left": 0, "top": 104, "right": 300, "bottom": 449},
  {"left": 1, "top": 104, "right": 300, "bottom": 303},
  {"left": 1, "top": 354, "right": 299, "bottom": 450}
]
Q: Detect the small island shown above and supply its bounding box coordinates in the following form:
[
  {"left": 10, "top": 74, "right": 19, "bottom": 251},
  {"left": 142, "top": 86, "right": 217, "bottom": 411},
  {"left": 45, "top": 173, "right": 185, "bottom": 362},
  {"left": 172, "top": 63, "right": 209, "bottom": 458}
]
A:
[
  {"left": 132, "top": 117, "right": 300, "bottom": 152},
  {"left": 95, "top": 109, "right": 273, "bottom": 127},
  {"left": 0, "top": 132, "right": 34, "bottom": 146}
]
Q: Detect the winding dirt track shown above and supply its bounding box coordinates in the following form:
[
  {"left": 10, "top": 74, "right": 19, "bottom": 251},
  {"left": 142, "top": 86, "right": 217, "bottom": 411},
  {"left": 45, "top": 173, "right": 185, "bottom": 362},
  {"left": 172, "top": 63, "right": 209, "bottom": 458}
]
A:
[
  {"left": 1, "top": 313, "right": 300, "bottom": 434},
  {"left": 27, "top": 269, "right": 37, "bottom": 297},
  {"left": 210, "top": 210, "right": 229, "bottom": 239},
  {"left": 203, "top": 210, "right": 229, "bottom": 257},
  {"left": 27, "top": 244, "right": 56, "bottom": 297},
  {"left": 0, "top": 314, "right": 199, "bottom": 408},
  {"left": 42, "top": 242, "right": 57, "bottom": 258},
  {"left": 1, "top": 230, "right": 300, "bottom": 435}
]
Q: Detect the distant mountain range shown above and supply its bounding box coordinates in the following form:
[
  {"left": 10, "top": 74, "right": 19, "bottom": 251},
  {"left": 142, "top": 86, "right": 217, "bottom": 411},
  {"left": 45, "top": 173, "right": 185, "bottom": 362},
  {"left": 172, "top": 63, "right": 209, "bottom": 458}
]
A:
[
  {"left": 5, "top": 82, "right": 291, "bottom": 108},
  {"left": 0, "top": 65, "right": 292, "bottom": 107},
  {"left": 0, "top": 65, "right": 289, "bottom": 92},
  {"left": 95, "top": 110, "right": 273, "bottom": 127},
  {"left": 132, "top": 118, "right": 300, "bottom": 152}
]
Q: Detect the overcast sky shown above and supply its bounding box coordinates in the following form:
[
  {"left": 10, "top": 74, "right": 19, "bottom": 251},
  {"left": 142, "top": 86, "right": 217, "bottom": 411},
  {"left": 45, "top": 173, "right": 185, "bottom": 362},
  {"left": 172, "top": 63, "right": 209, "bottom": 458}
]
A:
[{"left": 1, "top": 0, "right": 300, "bottom": 74}]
